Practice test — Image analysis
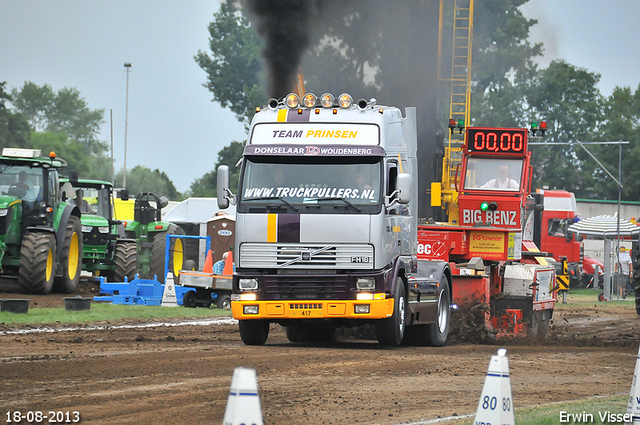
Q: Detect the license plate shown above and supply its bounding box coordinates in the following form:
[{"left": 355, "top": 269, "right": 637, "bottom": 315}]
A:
[{"left": 289, "top": 303, "right": 323, "bottom": 317}]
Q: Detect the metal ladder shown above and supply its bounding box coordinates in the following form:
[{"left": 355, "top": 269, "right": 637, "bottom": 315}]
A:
[{"left": 437, "top": 0, "right": 474, "bottom": 222}]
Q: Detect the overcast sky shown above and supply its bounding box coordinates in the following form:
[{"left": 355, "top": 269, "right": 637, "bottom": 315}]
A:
[{"left": 1, "top": 1, "right": 639, "bottom": 193}]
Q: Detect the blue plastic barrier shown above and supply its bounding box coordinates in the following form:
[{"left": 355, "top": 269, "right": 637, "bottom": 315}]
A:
[{"left": 93, "top": 275, "right": 192, "bottom": 306}]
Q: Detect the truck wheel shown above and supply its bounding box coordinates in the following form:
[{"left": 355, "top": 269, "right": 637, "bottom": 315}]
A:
[
  {"left": 19, "top": 232, "right": 56, "bottom": 294},
  {"left": 216, "top": 294, "right": 231, "bottom": 310},
  {"left": 376, "top": 277, "right": 407, "bottom": 346},
  {"left": 286, "top": 325, "right": 309, "bottom": 343},
  {"left": 635, "top": 277, "right": 640, "bottom": 315},
  {"left": 239, "top": 320, "right": 270, "bottom": 345},
  {"left": 53, "top": 216, "right": 83, "bottom": 293},
  {"left": 113, "top": 241, "right": 137, "bottom": 282},
  {"left": 150, "top": 224, "right": 184, "bottom": 284},
  {"left": 411, "top": 277, "right": 451, "bottom": 346},
  {"left": 183, "top": 291, "right": 197, "bottom": 308}
]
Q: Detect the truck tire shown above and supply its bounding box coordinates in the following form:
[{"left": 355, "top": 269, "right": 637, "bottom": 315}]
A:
[
  {"left": 376, "top": 276, "right": 407, "bottom": 346},
  {"left": 53, "top": 216, "right": 83, "bottom": 293},
  {"left": 286, "top": 325, "right": 309, "bottom": 343},
  {"left": 150, "top": 224, "right": 184, "bottom": 284},
  {"left": 216, "top": 294, "right": 231, "bottom": 310},
  {"left": 409, "top": 277, "right": 451, "bottom": 346},
  {"left": 113, "top": 241, "right": 137, "bottom": 282},
  {"left": 239, "top": 320, "right": 270, "bottom": 345},
  {"left": 19, "top": 232, "right": 56, "bottom": 294},
  {"left": 183, "top": 290, "right": 197, "bottom": 308}
]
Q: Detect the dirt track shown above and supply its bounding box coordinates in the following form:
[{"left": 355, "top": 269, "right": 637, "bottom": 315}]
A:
[{"left": 1, "top": 289, "right": 639, "bottom": 425}]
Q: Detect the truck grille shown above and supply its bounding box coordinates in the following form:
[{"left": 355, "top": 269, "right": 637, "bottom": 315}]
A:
[
  {"left": 240, "top": 243, "right": 373, "bottom": 269},
  {"left": 83, "top": 228, "right": 110, "bottom": 247},
  {"left": 264, "top": 274, "right": 349, "bottom": 300}
]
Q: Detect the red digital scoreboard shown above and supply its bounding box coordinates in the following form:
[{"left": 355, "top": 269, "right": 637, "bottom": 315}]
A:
[{"left": 465, "top": 127, "right": 528, "bottom": 156}]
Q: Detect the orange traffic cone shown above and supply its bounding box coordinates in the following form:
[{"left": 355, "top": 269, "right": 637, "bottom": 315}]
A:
[
  {"left": 203, "top": 249, "right": 213, "bottom": 273},
  {"left": 223, "top": 251, "right": 234, "bottom": 275}
]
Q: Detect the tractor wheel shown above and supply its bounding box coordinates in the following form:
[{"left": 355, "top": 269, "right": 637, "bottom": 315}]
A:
[
  {"left": 53, "top": 216, "right": 83, "bottom": 293},
  {"left": 19, "top": 232, "right": 56, "bottom": 294},
  {"left": 183, "top": 259, "right": 196, "bottom": 271},
  {"left": 149, "top": 224, "right": 184, "bottom": 284},
  {"left": 113, "top": 241, "right": 137, "bottom": 282},
  {"left": 376, "top": 276, "right": 407, "bottom": 346},
  {"left": 239, "top": 320, "right": 270, "bottom": 346}
]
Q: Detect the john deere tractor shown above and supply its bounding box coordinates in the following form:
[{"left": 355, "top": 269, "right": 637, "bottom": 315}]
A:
[
  {"left": 125, "top": 192, "right": 184, "bottom": 284},
  {"left": 59, "top": 176, "right": 137, "bottom": 282},
  {"left": 0, "top": 148, "right": 82, "bottom": 294}
]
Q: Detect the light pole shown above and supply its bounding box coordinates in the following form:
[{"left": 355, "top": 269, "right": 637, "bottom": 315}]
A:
[{"left": 123, "top": 63, "right": 131, "bottom": 188}]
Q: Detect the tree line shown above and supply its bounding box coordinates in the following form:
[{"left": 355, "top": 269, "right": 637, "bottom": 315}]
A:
[
  {"left": 3, "top": 1, "right": 638, "bottom": 201},
  {"left": 194, "top": 0, "right": 640, "bottom": 201},
  {"left": 0, "top": 81, "right": 180, "bottom": 200}
]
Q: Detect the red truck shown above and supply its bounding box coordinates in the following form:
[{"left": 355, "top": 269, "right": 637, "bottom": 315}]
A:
[{"left": 536, "top": 189, "right": 603, "bottom": 288}]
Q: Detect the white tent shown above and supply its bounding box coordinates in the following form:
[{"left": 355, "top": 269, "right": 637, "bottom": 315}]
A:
[
  {"left": 568, "top": 214, "right": 640, "bottom": 239},
  {"left": 164, "top": 198, "right": 236, "bottom": 267},
  {"left": 568, "top": 215, "right": 639, "bottom": 300}
]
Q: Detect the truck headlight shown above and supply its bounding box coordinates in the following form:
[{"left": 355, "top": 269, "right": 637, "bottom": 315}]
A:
[
  {"left": 356, "top": 277, "right": 375, "bottom": 290},
  {"left": 0, "top": 209, "right": 8, "bottom": 217},
  {"left": 81, "top": 226, "right": 92, "bottom": 233},
  {"left": 239, "top": 278, "right": 259, "bottom": 291},
  {"left": 98, "top": 226, "right": 110, "bottom": 234}
]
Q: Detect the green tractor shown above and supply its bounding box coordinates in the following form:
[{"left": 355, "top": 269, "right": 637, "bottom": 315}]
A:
[
  {"left": 124, "top": 192, "right": 185, "bottom": 284},
  {"left": 59, "top": 176, "right": 137, "bottom": 283},
  {"left": 0, "top": 148, "right": 83, "bottom": 294}
]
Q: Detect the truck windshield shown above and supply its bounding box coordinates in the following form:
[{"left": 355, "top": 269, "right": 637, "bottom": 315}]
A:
[
  {"left": 463, "top": 158, "right": 523, "bottom": 192},
  {"left": 239, "top": 157, "right": 382, "bottom": 212}
]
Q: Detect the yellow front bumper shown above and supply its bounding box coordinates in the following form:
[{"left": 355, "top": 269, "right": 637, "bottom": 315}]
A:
[{"left": 231, "top": 298, "right": 395, "bottom": 320}]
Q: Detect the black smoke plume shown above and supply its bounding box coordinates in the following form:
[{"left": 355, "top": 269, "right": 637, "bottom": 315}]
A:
[{"left": 241, "top": 0, "right": 318, "bottom": 99}]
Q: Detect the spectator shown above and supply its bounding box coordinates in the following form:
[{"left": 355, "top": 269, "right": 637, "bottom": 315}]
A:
[
  {"left": 616, "top": 246, "right": 632, "bottom": 298},
  {"left": 212, "top": 251, "right": 235, "bottom": 275}
]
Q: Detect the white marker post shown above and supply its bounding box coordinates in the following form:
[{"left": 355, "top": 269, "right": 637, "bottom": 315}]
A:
[
  {"left": 223, "top": 367, "right": 264, "bottom": 425},
  {"left": 161, "top": 281, "right": 178, "bottom": 307},
  {"left": 473, "top": 348, "right": 515, "bottom": 425},
  {"left": 626, "top": 344, "right": 640, "bottom": 425}
]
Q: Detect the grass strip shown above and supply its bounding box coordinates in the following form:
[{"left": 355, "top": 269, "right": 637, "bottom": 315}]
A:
[{"left": 0, "top": 302, "right": 231, "bottom": 326}]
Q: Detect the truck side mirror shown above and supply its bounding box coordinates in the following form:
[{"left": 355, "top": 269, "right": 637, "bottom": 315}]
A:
[
  {"left": 396, "top": 173, "right": 411, "bottom": 204},
  {"left": 119, "top": 189, "right": 129, "bottom": 201},
  {"left": 217, "top": 165, "right": 230, "bottom": 209}
]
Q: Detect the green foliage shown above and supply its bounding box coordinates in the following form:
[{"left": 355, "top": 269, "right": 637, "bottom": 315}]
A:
[
  {"left": 189, "top": 141, "right": 245, "bottom": 197},
  {"left": 114, "top": 165, "right": 181, "bottom": 200},
  {"left": 194, "top": 1, "right": 640, "bottom": 202},
  {"left": 11, "top": 82, "right": 106, "bottom": 152},
  {"left": 0, "top": 81, "right": 31, "bottom": 150},
  {"left": 527, "top": 61, "right": 604, "bottom": 196},
  {"left": 195, "top": 2, "right": 265, "bottom": 127},
  {"left": 8, "top": 81, "right": 114, "bottom": 182}
]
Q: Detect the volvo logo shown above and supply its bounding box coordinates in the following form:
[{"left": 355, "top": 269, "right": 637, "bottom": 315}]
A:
[{"left": 301, "top": 251, "right": 311, "bottom": 261}]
